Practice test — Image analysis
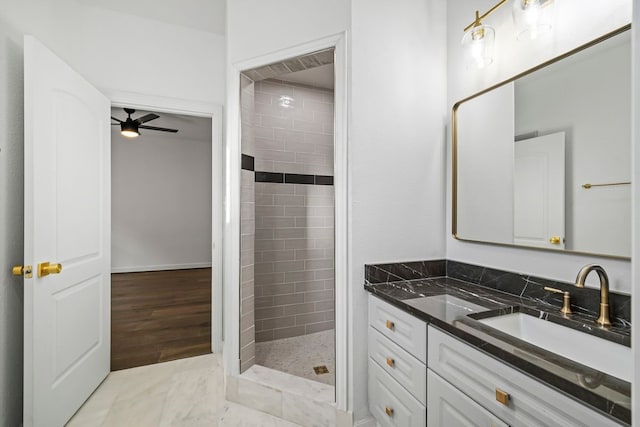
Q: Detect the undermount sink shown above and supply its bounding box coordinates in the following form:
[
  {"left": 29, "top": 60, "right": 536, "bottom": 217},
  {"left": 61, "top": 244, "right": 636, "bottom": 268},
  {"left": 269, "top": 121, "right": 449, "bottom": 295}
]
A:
[
  {"left": 479, "top": 312, "right": 632, "bottom": 382},
  {"left": 405, "top": 294, "right": 487, "bottom": 322}
]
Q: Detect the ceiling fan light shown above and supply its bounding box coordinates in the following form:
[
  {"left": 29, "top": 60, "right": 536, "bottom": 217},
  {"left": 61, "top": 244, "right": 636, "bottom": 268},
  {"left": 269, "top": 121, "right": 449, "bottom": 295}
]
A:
[
  {"left": 120, "top": 121, "right": 140, "bottom": 138},
  {"left": 121, "top": 130, "right": 139, "bottom": 138}
]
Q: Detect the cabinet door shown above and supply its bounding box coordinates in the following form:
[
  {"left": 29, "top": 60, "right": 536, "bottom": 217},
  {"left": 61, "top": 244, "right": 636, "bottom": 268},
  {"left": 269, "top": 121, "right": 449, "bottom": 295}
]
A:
[{"left": 428, "top": 370, "right": 508, "bottom": 427}]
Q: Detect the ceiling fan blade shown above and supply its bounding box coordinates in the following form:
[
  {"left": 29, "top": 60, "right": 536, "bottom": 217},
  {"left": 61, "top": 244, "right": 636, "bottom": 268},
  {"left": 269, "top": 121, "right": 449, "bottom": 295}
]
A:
[
  {"left": 139, "top": 125, "right": 179, "bottom": 133},
  {"left": 111, "top": 116, "right": 123, "bottom": 123},
  {"left": 135, "top": 113, "right": 160, "bottom": 124}
]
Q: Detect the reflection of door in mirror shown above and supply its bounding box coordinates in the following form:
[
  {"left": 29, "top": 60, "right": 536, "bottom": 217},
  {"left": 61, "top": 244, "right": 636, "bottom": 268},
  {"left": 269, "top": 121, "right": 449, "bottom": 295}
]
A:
[{"left": 513, "top": 132, "right": 565, "bottom": 249}]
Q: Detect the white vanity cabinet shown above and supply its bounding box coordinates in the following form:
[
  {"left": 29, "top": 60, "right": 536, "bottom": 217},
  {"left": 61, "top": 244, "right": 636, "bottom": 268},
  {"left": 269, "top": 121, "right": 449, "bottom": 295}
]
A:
[
  {"left": 428, "top": 325, "right": 623, "bottom": 427},
  {"left": 367, "top": 295, "right": 427, "bottom": 426}
]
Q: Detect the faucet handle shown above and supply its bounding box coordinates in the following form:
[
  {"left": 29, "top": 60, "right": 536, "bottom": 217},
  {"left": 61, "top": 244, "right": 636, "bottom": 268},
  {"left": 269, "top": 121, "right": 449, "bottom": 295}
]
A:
[{"left": 544, "top": 287, "right": 572, "bottom": 316}]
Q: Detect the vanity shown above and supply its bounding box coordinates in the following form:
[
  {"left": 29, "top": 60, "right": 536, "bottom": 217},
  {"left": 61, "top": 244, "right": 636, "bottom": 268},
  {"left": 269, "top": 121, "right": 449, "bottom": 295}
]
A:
[
  {"left": 362, "top": 22, "right": 635, "bottom": 427},
  {"left": 364, "top": 260, "right": 631, "bottom": 426}
]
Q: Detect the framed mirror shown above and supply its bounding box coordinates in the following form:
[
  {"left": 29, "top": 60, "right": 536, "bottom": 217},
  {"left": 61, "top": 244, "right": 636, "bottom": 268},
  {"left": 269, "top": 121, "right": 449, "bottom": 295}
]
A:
[{"left": 453, "top": 25, "right": 631, "bottom": 259}]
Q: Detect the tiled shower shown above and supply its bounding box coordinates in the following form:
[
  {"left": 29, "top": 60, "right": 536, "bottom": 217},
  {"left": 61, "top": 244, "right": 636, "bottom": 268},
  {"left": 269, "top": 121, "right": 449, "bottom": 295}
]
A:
[{"left": 239, "top": 51, "right": 336, "bottom": 384}]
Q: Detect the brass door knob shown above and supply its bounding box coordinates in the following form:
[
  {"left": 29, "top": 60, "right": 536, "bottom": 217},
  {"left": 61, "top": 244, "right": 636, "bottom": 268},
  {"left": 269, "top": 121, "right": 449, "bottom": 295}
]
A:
[
  {"left": 38, "top": 262, "right": 62, "bottom": 278},
  {"left": 549, "top": 236, "right": 561, "bottom": 245},
  {"left": 13, "top": 265, "right": 33, "bottom": 278},
  {"left": 385, "top": 406, "right": 394, "bottom": 417},
  {"left": 386, "top": 357, "right": 395, "bottom": 368}
]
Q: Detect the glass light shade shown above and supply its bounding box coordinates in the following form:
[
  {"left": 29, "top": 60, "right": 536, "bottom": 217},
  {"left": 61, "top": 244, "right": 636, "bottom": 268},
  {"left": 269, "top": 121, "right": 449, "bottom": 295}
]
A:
[
  {"left": 512, "top": 0, "right": 554, "bottom": 40},
  {"left": 462, "top": 24, "right": 495, "bottom": 69}
]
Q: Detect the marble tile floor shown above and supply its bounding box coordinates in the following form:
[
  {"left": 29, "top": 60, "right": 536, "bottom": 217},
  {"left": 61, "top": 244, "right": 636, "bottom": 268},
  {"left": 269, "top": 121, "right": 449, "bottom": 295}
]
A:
[
  {"left": 66, "top": 353, "right": 303, "bottom": 427},
  {"left": 255, "top": 330, "right": 335, "bottom": 386}
]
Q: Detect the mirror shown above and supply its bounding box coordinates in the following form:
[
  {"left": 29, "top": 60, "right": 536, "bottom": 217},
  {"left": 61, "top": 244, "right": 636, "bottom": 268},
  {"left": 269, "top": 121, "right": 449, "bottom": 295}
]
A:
[{"left": 453, "top": 25, "right": 631, "bottom": 259}]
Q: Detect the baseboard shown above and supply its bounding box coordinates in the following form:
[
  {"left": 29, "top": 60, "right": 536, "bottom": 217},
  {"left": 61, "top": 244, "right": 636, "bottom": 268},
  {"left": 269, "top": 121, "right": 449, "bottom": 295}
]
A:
[{"left": 111, "top": 262, "right": 212, "bottom": 273}]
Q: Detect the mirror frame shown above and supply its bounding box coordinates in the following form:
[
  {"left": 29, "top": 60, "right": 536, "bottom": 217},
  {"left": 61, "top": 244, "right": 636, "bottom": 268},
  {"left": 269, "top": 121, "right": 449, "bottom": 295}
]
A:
[{"left": 452, "top": 24, "right": 631, "bottom": 260}]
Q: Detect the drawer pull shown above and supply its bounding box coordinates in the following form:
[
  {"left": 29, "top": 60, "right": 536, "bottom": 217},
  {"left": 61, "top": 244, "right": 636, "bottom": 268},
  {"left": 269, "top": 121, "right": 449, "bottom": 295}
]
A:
[
  {"left": 385, "top": 320, "right": 395, "bottom": 330},
  {"left": 385, "top": 357, "right": 395, "bottom": 367},
  {"left": 496, "top": 388, "right": 510, "bottom": 406},
  {"left": 385, "top": 406, "right": 394, "bottom": 417}
]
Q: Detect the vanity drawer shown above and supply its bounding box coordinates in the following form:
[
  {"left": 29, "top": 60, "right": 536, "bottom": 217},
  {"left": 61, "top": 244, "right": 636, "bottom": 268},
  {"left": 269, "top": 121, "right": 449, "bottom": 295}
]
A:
[
  {"left": 428, "top": 369, "right": 508, "bottom": 427},
  {"left": 368, "top": 358, "right": 426, "bottom": 427},
  {"left": 368, "top": 326, "right": 426, "bottom": 404},
  {"left": 428, "top": 326, "right": 622, "bottom": 427},
  {"left": 368, "top": 295, "right": 426, "bottom": 361}
]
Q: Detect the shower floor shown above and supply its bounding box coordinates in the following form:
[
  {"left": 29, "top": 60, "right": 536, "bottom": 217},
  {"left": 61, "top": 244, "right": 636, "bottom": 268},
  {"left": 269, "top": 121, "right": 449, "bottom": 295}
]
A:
[{"left": 255, "top": 330, "right": 335, "bottom": 386}]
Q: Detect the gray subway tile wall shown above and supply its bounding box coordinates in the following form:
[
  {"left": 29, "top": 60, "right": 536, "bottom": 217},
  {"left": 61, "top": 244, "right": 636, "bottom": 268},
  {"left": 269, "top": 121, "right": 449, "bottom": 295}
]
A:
[{"left": 253, "top": 78, "right": 335, "bottom": 342}]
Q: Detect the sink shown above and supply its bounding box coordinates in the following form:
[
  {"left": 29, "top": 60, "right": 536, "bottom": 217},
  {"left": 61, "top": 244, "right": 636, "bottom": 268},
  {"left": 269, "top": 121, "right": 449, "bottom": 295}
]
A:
[
  {"left": 479, "top": 312, "right": 632, "bottom": 382},
  {"left": 405, "top": 294, "right": 487, "bottom": 322}
]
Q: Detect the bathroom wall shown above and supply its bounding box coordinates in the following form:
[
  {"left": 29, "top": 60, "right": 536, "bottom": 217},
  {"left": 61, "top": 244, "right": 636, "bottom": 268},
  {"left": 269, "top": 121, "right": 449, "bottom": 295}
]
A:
[
  {"left": 446, "top": 0, "right": 633, "bottom": 292},
  {"left": 253, "top": 79, "right": 335, "bottom": 342},
  {"left": 240, "top": 75, "right": 257, "bottom": 372},
  {"left": 631, "top": 3, "right": 640, "bottom": 424}
]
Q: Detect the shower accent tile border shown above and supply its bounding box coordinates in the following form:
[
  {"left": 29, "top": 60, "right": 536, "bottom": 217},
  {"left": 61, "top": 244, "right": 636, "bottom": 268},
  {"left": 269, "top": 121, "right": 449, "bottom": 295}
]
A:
[
  {"left": 242, "top": 154, "right": 255, "bottom": 171},
  {"left": 252, "top": 169, "right": 334, "bottom": 186}
]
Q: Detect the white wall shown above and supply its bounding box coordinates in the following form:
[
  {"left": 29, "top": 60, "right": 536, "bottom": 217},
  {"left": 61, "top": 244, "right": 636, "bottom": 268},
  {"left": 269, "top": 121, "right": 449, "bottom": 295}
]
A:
[
  {"left": 226, "top": 0, "right": 447, "bottom": 423},
  {"left": 631, "top": 1, "right": 639, "bottom": 424},
  {"left": 447, "top": 0, "right": 633, "bottom": 293},
  {"left": 350, "top": 0, "right": 447, "bottom": 421},
  {"left": 0, "top": 16, "right": 25, "bottom": 427},
  {"left": 0, "top": 0, "right": 225, "bottom": 104},
  {"left": 0, "top": 2, "right": 225, "bottom": 424},
  {"left": 111, "top": 118, "right": 212, "bottom": 272}
]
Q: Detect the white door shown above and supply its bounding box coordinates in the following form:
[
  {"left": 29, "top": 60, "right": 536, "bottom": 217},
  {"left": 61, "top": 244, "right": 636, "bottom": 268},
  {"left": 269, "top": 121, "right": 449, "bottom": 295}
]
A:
[
  {"left": 513, "top": 132, "right": 565, "bottom": 249},
  {"left": 427, "top": 370, "right": 509, "bottom": 427},
  {"left": 23, "top": 36, "right": 110, "bottom": 427}
]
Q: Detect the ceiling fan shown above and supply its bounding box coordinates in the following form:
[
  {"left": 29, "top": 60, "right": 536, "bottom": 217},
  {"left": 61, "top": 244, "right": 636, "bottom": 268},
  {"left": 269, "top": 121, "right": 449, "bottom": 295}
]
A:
[{"left": 111, "top": 108, "right": 179, "bottom": 138}]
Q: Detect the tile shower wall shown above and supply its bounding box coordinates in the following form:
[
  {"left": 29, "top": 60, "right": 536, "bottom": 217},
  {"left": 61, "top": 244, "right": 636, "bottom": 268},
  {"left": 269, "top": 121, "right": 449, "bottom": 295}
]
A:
[
  {"left": 240, "top": 75, "right": 256, "bottom": 372},
  {"left": 253, "top": 79, "right": 335, "bottom": 342}
]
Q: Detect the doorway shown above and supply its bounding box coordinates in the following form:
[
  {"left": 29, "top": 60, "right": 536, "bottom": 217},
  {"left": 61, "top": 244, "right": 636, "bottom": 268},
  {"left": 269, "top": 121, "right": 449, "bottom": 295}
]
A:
[
  {"left": 110, "top": 107, "right": 214, "bottom": 370},
  {"left": 238, "top": 49, "right": 337, "bottom": 387}
]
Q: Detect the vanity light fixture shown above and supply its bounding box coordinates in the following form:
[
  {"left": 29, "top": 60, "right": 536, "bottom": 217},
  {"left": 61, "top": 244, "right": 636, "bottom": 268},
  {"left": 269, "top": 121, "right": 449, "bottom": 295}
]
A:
[
  {"left": 461, "top": 0, "right": 507, "bottom": 69},
  {"left": 512, "top": 0, "right": 555, "bottom": 40},
  {"left": 462, "top": 0, "right": 555, "bottom": 68}
]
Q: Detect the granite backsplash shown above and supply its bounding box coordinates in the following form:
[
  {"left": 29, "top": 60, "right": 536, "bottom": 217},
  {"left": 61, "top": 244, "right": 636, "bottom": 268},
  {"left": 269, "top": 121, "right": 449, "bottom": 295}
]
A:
[{"left": 365, "top": 259, "right": 631, "bottom": 327}]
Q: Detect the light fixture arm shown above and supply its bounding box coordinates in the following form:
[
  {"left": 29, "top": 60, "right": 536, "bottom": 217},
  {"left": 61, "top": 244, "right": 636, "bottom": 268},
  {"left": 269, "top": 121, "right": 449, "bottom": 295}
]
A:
[{"left": 463, "top": 0, "right": 508, "bottom": 32}]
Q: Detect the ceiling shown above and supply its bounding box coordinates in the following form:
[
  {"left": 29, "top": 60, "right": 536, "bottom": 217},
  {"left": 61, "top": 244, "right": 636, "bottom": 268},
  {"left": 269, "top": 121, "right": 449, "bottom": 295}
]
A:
[
  {"left": 111, "top": 108, "right": 212, "bottom": 142},
  {"left": 78, "top": 0, "right": 226, "bottom": 34},
  {"left": 279, "top": 64, "right": 335, "bottom": 90}
]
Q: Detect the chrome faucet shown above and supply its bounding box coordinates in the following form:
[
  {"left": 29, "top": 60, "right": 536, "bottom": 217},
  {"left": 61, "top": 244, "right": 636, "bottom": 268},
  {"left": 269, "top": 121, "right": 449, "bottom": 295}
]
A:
[{"left": 574, "top": 264, "right": 611, "bottom": 328}]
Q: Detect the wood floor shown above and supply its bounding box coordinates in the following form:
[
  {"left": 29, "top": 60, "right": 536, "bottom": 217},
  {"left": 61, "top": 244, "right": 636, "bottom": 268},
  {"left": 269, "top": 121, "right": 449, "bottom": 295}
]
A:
[{"left": 111, "top": 268, "right": 212, "bottom": 371}]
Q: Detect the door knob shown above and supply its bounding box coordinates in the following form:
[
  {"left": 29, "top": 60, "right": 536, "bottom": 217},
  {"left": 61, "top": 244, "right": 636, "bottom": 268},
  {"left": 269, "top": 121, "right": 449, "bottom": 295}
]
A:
[
  {"left": 549, "top": 236, "right": 561, "bottom": 245},
  {"left": 12, "top": 265, "right": 33, "bottom": 278},
  {"left": 38, "top": 262, "right": 62, "bottom": 277}
]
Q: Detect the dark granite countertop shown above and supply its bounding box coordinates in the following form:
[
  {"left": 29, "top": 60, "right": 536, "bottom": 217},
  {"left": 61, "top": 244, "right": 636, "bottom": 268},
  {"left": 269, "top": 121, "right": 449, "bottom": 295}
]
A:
[{"left": 365, "top": 274, "right": 631, "bottom": 425}]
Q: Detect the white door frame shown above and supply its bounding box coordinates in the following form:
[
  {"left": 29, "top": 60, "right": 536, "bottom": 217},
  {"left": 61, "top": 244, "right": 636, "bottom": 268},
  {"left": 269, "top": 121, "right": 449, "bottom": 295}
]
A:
[
  {"left": 106, "top": 90, "right": 224, "bottom": 353},
  {"left": 223, "top": 32, "right": 349, "bottom": 412}
]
